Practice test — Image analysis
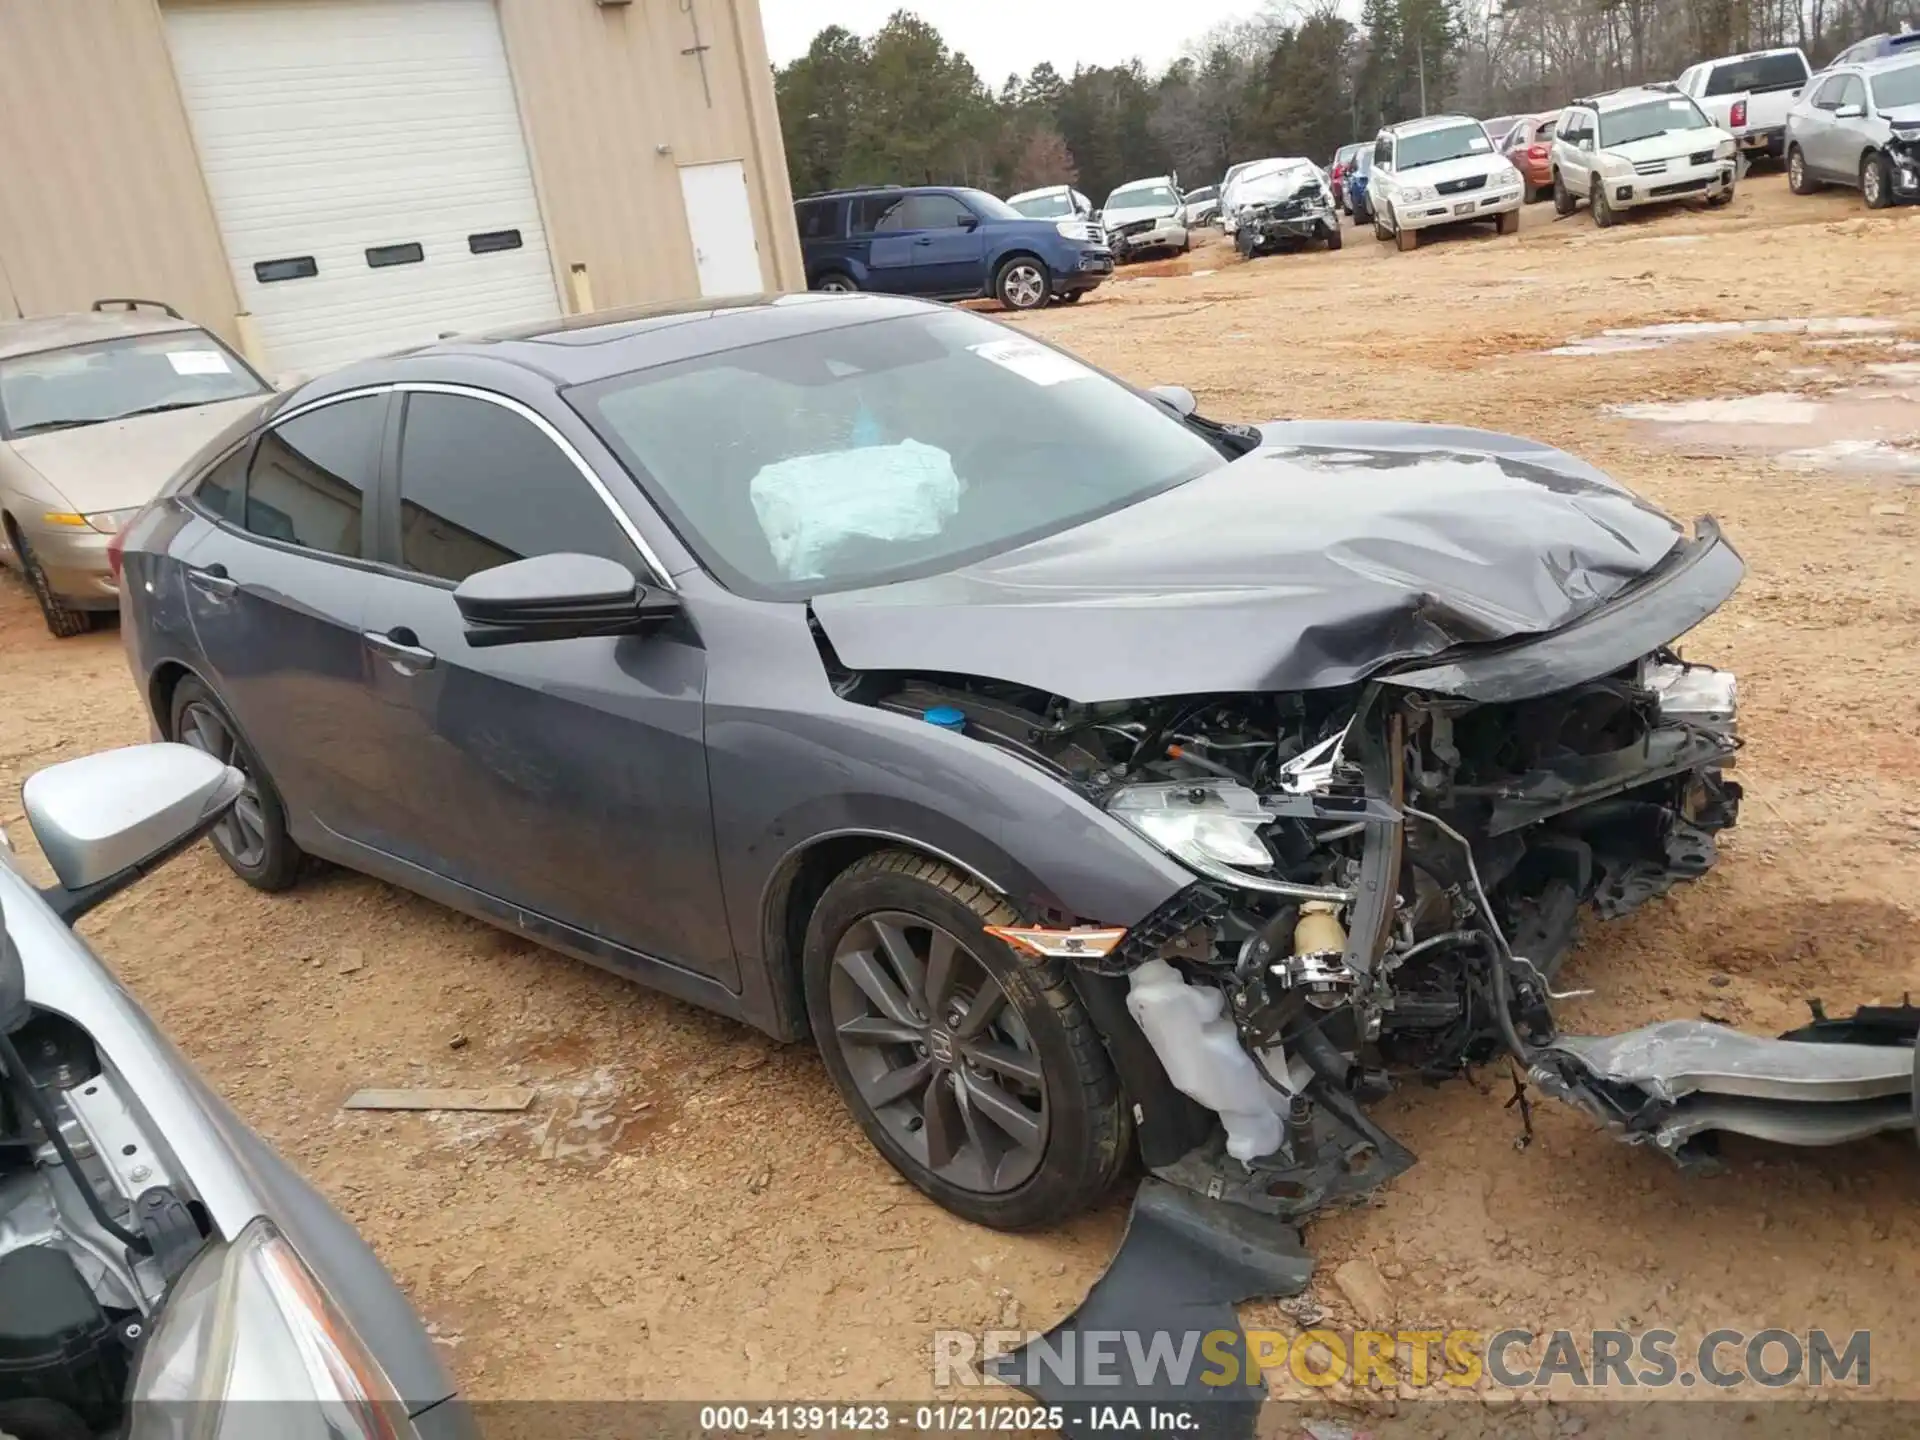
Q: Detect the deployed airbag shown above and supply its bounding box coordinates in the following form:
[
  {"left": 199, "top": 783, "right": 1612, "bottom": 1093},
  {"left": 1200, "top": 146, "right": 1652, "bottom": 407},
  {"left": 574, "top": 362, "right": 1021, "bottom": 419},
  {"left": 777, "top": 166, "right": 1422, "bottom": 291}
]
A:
[{"left": 750, "top": 439, "right": 964, "bottom": 580}]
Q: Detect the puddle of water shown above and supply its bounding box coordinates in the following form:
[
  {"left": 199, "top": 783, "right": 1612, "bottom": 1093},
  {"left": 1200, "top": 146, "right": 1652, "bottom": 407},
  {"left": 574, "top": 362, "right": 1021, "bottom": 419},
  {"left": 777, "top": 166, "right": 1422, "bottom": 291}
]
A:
[
  {"left": 1611, "top": 372, "right": 1920, "bottom": 481},
  {"left": 1549, "top": 316, "right": 1900, "bottom": 357}
]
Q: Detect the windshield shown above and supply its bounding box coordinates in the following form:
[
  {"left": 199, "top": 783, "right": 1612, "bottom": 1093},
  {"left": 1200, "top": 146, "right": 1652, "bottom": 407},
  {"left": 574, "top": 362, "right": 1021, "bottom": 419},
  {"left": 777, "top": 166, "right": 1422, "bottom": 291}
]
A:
[
  {"left": 1010, "top": 192, "right": 1074, "bottom": 218},
  {"left": 1185, "top": 186, "right": 1217, "bottom": 203},
  {"left": 1872, "top": 61, "right": 1920, "bottom": 109},
  {"left": 1600, "top": 97, "right": 1711, "bottom": 146},
  {"left": 0, "top": 331, "right": 266, "bottom": 437},
  {"left": 960, "top": 189, "right": 1023, "bottom": 221},
  {"left": 570, "top": 309, "right": 1225, "bottom": 598},
  {"left": 1705, "top": 51, "right": 1808, "bottom": 95},
  {"left": 1105, "top": 183, "right": 1179, "bottom": 211},
  {"left": 1393, "top": 122, "right": 1493, "bottom": 168}
]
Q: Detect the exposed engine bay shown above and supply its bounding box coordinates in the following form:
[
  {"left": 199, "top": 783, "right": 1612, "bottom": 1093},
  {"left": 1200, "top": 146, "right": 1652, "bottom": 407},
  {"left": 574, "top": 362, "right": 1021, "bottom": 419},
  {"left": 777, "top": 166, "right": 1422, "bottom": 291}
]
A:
[
  {"left": 854, "top": 640, "right": 1918, "bottom": 1220},
  {"left": 0, "top": 1009, "right": 184, "bottom": 1440},
  {"left": 1227, "top": 163, "right": 1340, "bottom": 256}
]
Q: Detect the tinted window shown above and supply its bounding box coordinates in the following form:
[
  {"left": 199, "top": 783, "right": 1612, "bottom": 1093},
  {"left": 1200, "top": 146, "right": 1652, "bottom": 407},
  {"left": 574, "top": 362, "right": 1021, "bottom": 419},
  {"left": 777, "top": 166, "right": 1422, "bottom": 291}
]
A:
[
  {"left": 192, "top": 443, "right": 251, "bottom": 525},
  {"left": 395, "top": 393, "right": 639, "bottom": 585},
  {"left": 796, "top": 199, "right": 841, "bottom": 241},
  {"left": 1705, "top": 51, "right": 1808, "bottom": 95},
  {"left": 875, "top": 194, "right": 975, "bottom": 231},
  {"left": 245, "top": 397, "right": 382, "bottom": 557},
  {"left": 848, "top": 193, "right": 898, "bottom": 235}
]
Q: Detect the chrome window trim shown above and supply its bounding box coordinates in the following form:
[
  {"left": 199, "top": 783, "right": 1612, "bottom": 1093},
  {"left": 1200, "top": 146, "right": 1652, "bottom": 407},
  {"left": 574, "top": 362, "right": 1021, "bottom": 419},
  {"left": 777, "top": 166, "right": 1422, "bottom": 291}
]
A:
[{"left": 271, "top": 381, "right": 677, "bottom": 591}]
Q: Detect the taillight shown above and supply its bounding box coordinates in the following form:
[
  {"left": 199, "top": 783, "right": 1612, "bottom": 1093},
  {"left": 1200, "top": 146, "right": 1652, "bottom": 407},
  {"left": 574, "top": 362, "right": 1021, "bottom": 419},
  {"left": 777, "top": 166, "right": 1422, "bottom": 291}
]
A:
[
  {"left": 106, "top": 528, "right": 126, "bottom": 583},
  {"left": 1731, "top": 99, "right": 1748, "bottom": 128}
]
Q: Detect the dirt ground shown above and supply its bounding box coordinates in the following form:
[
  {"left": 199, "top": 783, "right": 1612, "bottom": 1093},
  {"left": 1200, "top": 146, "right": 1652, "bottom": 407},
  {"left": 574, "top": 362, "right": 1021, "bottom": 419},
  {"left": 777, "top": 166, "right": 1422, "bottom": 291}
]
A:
[{"left": 5, "top": 173, "right": 1919, "bottom": 1424}]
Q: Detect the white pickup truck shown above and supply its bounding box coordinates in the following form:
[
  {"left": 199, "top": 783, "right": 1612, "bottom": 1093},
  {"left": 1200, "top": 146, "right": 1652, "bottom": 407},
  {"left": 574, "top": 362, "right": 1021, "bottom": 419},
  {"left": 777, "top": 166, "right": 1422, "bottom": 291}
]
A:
[{"left": 1674, "top": 46, "right": 1814, "bottom": 162}]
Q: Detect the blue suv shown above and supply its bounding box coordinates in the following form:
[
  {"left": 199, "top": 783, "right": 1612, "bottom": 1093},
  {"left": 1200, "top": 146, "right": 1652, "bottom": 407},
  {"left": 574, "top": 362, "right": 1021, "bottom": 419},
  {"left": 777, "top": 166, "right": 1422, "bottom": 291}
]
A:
[{"left": 795, "top": 185, "right": 1113, "bottom": 310}]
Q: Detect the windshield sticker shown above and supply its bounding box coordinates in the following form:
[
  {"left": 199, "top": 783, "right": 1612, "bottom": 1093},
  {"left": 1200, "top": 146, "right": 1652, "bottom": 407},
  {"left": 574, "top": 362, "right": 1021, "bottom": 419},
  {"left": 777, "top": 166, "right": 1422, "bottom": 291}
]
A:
[
  {"left": 167, "top": 349, "right": 231, "bottom": 376},
  {"left": 1669, "top": 99, "right": 1695, "bottom": 112},
  {"left": 1468, "top": 135, "right": 1491, "bottom": 151},
  {"left": 969, "top": 339, "right": 1095, "bottom": 387}
]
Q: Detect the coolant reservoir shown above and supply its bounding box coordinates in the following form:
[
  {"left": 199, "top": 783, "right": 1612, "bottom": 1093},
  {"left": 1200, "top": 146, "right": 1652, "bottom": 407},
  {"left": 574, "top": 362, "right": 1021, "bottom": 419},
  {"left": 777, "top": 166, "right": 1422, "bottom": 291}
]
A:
[{"left": 1125, "top": 958, "right": 1287, "bottom": 1164}]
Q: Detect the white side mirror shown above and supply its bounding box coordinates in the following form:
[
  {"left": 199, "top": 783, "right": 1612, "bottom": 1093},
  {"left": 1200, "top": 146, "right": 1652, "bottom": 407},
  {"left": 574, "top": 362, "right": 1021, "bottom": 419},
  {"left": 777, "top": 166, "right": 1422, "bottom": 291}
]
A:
[{"left": 24, "top": 744, "right": 243, "bottom": 918}]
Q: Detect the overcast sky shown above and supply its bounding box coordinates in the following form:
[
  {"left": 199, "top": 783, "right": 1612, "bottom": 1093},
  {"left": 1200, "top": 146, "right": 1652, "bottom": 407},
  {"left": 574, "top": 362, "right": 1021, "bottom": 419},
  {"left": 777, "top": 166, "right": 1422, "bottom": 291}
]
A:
[{"left": 760, "top": 0, "right": 1268, "bottom": 87}]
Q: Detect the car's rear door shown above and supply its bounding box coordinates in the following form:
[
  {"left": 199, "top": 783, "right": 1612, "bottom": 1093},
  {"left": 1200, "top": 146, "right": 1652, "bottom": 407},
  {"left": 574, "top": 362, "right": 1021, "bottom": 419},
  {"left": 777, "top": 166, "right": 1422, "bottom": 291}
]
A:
[
  {"left": 176, "top": 391, "right": 394, "bottom": 846},
  {"left": 353, "top": 384, "right": 737, "bottom": 988}
]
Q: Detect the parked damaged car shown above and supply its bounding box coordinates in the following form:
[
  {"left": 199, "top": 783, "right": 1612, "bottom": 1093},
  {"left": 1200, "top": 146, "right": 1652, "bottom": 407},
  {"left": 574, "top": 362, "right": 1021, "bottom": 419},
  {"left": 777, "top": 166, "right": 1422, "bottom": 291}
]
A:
[
  {"left": 117, "top": 294, "right": 1916, "bottom": 1237},
  {"left": 1225, "top": 159, "right": 1342, "bottom": 256}
]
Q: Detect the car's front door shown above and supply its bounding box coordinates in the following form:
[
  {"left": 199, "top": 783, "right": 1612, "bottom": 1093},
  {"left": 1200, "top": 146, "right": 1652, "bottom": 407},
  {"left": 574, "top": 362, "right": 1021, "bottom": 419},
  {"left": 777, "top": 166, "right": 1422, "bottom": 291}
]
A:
[
  {"left": 1558, "top": 109, "right": 1596, "bottom": 195},
  {"left": 866, "top": 193, "right": 985, "bottom": 296},
  {"left": 1799, "top": 73, "right": 1847, "bottom": 175},
  {"left": 1831, "top": 73, "right": 1873, "bottom": 178},
  {"left": 353, "top": 386, "right": 737, "bottom": 987},
  {"left": 178, "top": 392, "right": 395, "bottom": 847}
]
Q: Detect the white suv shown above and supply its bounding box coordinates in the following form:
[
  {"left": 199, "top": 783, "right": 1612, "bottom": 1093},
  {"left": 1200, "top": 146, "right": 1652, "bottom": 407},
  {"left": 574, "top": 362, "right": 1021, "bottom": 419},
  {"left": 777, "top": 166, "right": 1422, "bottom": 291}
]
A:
[
  {"left": 1369, "top": 115, "right": 1524, "bottom": 251},
  {"left": 1551, "top": 88, "right": 1738, "bottom": 226}
]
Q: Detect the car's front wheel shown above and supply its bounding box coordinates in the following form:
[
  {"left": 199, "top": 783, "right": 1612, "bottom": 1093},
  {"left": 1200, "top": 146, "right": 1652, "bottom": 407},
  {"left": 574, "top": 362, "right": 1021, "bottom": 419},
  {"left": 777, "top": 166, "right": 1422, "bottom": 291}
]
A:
[
  {"left": 814, "top": 271, "right": 859, "bottom": 293},
  {"left": 994, "top": 257, "right": 1051, "bottom": 311},
  {"left": 1590, "top": 177, "right": 1616, "bottom": 228},
  {"left": 7, "top": 524, "right": 93, "bottom": 639},
  {"left": 803, "top": 850, "right": 1129, "bottom": 1231},
  {"left": 1862, "top": 150, "right": 1894, "bottom": 209},
  {"left": 171, "top": 676, "right": 304, "bottom": 891}
]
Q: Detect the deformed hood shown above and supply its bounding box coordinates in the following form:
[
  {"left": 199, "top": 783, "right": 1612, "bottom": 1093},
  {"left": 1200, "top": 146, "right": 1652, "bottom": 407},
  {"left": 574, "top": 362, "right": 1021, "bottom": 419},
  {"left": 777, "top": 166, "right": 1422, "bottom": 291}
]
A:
[{"left": 810, "top": 420, "right": 1700, "bottom": 704}]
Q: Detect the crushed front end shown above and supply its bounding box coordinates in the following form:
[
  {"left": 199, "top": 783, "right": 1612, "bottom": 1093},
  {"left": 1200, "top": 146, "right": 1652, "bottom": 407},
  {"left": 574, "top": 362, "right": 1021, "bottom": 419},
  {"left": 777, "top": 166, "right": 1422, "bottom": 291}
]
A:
[{"left": 1887, "top": 118, "right": 1920, "bottom": 203}]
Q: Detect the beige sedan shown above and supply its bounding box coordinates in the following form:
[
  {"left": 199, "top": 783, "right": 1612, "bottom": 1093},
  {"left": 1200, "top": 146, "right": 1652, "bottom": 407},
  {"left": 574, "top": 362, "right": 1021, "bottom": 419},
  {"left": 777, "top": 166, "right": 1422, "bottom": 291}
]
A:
[{"left": 0, "top": 304, "right": 270, "bottom": 636}]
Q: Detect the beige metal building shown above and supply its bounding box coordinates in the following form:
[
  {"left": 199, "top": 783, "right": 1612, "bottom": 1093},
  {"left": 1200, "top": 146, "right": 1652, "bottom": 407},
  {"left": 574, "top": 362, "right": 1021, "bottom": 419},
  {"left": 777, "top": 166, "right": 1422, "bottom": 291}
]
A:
[{"left": 0, "top": 0, "right": 802, "bottom": 375}]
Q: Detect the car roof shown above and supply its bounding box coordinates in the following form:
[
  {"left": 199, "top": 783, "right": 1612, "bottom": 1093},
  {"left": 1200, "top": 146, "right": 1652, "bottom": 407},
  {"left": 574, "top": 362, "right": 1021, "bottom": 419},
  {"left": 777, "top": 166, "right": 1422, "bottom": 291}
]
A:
[
  {"left": 0, "top": 310, "right": 199, "bottom": 361},
  {"left": 1860, "top": 51, "right": 1920, "bottom": 75},
  {"left": 1109, "top": 175, "right": 1175, "bottom": 190},
  {"left": 1592, "top": 86, "right": 1683, "bottom": 110},
  {"left": 1006, "top": 185, "right": 1074, "bottom": 202},
  {"left": 1385, "top": 113, "right": 1479, "bottom": 136},
  {"left": 296, "top": 292, "right": 952, "bottom": 395}
]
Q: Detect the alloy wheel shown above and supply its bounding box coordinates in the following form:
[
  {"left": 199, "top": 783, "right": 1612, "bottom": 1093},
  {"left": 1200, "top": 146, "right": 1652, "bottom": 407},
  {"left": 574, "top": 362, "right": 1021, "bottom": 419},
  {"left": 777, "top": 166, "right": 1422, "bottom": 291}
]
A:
[
  {"left": 176, "top": 701, "right": 269, "bottom": 869},
  {"left": 1864, "top": 159, "right": 1884, "bottom": 206},
  {"left": 1002, "top": 263, "right": 1046, "bottom": 310},
  {"left": 827, "top": 911, "right": 1048, "bottom": 1194}
]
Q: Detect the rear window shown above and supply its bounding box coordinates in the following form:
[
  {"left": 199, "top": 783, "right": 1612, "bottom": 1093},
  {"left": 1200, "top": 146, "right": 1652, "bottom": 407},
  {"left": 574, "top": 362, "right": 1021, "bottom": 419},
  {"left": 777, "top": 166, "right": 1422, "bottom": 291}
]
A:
[
  {"left": 796, "top": 199, "right": 841, "bottom": 242},
  {"left": 1705, "top": 51, "right": 1809, "bottom": 95}
]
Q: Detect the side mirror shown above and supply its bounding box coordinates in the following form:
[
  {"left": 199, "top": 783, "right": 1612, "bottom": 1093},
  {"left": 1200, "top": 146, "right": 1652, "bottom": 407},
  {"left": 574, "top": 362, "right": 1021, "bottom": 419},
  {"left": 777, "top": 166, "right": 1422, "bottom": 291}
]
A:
[
  {"left": 454, "top": 553, "right": 679, "bottom": 648},
  {"left": 1836, "top": 103, "right": 1866, "bottom": 119},
  {"left": 24, "top": 744, "right": 244, "bottom": 922},
  {"left": 957, "top": 213, "right": 980, "bottom": 231},
  {"left": 1148, "top": 384, "right": 1198, "bottom": 418}
]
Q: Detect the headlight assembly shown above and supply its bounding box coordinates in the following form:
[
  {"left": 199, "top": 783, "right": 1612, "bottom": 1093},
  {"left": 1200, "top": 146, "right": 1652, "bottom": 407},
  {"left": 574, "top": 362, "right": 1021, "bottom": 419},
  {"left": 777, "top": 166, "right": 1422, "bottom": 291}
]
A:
[
  {"left": 130, "top": 1218, "right": 414, "bottom": 1439},
  {"left": 1400, "top": 184, "right": 1437, "bottom": 203},
  {"left": 1108, "top": 782, "right": 1274, "bottom": 871},
  {"left": 1715, "top": 139, "right": 1737, "bottom": 160}
]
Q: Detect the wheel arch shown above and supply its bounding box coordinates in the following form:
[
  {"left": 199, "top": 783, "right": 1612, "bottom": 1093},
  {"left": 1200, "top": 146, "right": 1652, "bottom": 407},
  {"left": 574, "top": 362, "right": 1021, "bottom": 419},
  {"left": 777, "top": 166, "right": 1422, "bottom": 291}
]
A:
[{"left": 146, "top": 658, "right": 210, "bottom": 739}]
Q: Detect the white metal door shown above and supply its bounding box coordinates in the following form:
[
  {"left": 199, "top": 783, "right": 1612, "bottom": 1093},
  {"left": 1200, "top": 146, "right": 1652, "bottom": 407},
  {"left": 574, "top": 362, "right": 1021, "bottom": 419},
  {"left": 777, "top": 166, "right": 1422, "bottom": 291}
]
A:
[
  {"left": 164, "top": 0, "right": 561, "bottom": 375},
  {"left": 678, "top": 161, "right": 765, "bottom": 297}
]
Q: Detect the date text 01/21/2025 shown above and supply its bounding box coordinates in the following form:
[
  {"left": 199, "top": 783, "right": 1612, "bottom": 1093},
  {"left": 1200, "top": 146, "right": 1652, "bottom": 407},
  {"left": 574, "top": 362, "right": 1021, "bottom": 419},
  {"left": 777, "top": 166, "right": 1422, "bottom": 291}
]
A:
[{"left": 697, "top": 1405, "right": 1184, "bottom": 1433}]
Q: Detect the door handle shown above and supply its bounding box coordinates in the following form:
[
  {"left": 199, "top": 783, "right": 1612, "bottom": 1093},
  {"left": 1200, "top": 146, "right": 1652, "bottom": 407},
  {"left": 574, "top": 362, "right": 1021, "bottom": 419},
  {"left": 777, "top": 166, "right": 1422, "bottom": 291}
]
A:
[
  {"left": 362, "top": 629, "right": 437, "bottom": 674},
  {"left": 914, "top": 236, "right": 935, "bottom": 245},
  {"left": 186, "top": 564, "right": 237, "bottom": 600}
]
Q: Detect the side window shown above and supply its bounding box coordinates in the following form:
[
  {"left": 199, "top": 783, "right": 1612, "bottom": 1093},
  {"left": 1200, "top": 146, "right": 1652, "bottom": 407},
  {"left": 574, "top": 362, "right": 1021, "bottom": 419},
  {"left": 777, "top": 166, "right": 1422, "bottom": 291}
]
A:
[
  {"left": 394, "top": 392, "right": 641, "bottom": 585},
  {"left": 876, "top": 194, "right": 975, "bottom": 231},
  {"left": 191, "top": 442, "right": 251, "bottom": 525},
  {"left": 1812, "top": 73, "right": 1848, "bottom": 108},
  {"left": 1840, "top": 74, "right": 1868, "bottom": 109},
  {"left": 1374, "top": 137, "right": 1391, "bottom": 167},
  {"left": 796, "top": 199, "right": 839, "bottom": 241},
  {"left": 848, "top": 194, "right": 897, "bottom": 236},
  {"left": 244, "top": 396, "right": 383, "bottom": 557}
]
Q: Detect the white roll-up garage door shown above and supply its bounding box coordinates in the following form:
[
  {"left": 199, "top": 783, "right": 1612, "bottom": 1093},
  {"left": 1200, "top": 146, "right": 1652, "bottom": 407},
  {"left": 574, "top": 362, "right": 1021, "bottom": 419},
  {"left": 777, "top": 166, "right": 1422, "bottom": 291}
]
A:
[{"left": 165, "top": 0, "right": 562, "bottom": 375}]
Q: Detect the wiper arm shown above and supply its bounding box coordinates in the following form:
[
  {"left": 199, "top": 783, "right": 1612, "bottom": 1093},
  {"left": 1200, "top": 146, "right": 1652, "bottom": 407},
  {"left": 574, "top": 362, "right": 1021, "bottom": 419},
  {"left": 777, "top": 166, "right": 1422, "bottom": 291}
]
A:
[
  {"left": 9, "top": 419, "right": 92, "bottom": 436},
  {"left": 102, "top": 400, "right": 219, "bottom": 422}
]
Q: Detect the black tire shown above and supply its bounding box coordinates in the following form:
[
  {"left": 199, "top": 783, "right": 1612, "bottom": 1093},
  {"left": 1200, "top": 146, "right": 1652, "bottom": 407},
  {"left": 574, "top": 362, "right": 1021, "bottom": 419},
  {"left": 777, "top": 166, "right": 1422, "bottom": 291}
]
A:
[
  {"left": 994, "top": 255, "right": 1051, "bottom": 311},
  {"left": 813, "top": 271, "right": 859, "bottom": 293},
  {"left": 803, "top": 849, "right": 1129, "bottom": 1231},
  {"left": 1590, "top": 177, "right": 1615, "bottom": 228},
  {"left": 169, "top": 677, "right": 303, "bottom": 891},
  {"left": 1056, "top": 290, "right": 1084, "bottom": 304},
  {"left": 1553, "top": 170, "right": 1576, "bottom": 216},
  {"left": 1324, "top": 220, "right": 1343, "bottom": 251},
  {"left": 1862, "top": 150, "right": 1894, "bottom": 210},
  {"left": 1372, "top": 208, "right": 1393, "bottom": 242},
  {"left": 8, "top": 523, "right": 92, "bottom": 639},
  {"left": 1787, "top": 144, "right": 1820, "bottom": 195},
  {"left": 1496, "top": 208, "right": 1520, "bottom": 236},
  {"left": 1706, "top": 185, "right": 1734, "bottom": 208}
]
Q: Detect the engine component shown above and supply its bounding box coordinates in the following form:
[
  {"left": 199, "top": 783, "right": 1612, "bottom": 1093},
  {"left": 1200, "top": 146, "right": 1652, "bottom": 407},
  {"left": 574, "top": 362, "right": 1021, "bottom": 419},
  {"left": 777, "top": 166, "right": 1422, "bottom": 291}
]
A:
[
  {"left": 1125, "top": 959, "right": 1290, "bottom": 1164},
  {"left": 1292, "top": 901, "right": 1346, "bottom": 957},
  {"left": 0, "top": 1246, "right": 126, "bottom": 1430}
]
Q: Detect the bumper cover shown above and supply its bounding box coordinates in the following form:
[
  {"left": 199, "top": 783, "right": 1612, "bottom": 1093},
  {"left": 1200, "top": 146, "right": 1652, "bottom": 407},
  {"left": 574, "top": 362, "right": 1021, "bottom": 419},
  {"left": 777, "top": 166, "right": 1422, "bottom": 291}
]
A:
[
  {"left": 23, "top": 519, "right": 118, "bottom": 608},
  {"left": 1398, "top": 183, "right": 1522, "bottom": 228}
]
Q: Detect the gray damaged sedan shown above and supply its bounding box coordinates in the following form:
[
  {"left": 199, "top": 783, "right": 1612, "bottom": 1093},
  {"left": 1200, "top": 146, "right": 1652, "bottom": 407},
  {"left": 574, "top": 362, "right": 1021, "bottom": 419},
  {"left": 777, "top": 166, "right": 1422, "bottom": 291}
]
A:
[
  {"left": 0, "top": 743, "right": 466, "bottom": 1439},
  {"left": 117, "top": 294, "right": 1916, "bottom": 1238}
]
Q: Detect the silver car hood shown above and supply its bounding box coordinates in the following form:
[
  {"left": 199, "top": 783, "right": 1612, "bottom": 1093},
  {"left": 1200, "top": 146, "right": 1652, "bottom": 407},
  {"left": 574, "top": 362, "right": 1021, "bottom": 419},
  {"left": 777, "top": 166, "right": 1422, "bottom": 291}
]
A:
[{"left": 8, "top": 396, "right": 265, "bottom": 513}]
